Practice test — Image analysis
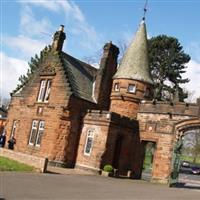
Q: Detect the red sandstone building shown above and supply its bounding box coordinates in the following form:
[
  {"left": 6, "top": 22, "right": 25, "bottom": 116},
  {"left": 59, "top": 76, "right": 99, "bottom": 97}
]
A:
[{"left": 5, "top": 20, "right": 200, "bottom": 184}]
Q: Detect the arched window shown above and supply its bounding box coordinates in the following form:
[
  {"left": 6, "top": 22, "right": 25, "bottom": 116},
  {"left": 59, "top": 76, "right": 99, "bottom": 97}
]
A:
[{"left": 84, "top": 129, "right": 95, "bottom": 156}]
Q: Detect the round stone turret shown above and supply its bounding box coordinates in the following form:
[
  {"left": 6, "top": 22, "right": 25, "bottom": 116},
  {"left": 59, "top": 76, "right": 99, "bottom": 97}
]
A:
[{"left": 110, "top": 20, "right": 154, "bottom": 118}]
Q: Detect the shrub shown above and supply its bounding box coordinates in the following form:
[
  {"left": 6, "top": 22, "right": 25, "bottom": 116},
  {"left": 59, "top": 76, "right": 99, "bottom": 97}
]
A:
[{"left": 103, "top": 164, "right": 113, "bottom": 173}]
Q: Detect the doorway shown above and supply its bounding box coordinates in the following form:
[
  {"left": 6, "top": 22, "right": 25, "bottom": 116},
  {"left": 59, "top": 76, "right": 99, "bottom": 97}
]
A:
[
  {"left": 141, "top": 141, "right": 156, "bottom": 181},
  {"left": 113, "top": 136, "right": 123, "bottom": 169}
]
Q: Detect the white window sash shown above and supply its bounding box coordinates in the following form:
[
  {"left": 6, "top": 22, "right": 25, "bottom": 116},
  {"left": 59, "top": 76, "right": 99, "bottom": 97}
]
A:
[
  {"left": 37, "top": 80, "right": 47, "bottom": 102},
  {"left": 128, "top": 84, "right": 136, "bottom": 93},
  {"left": 10, "top": 120, "right": 17, "bottom": 138},
  {"left": 44, "top": 80, "right": 51, "bottom": 102},
  {"left": 35, "top": 121, "right": 45, "bottom": 147},
  {"left": 28, "top": 120, "right": 38, "bottom": 145},
  {"left": 114, "top": 83, "right": 120, "bottom": 91}
]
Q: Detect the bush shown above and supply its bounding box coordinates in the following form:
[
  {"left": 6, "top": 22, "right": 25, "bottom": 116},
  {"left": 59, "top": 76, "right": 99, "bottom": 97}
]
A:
[{"left": 103, "top": 164, "right": 113, "bottom": 173}]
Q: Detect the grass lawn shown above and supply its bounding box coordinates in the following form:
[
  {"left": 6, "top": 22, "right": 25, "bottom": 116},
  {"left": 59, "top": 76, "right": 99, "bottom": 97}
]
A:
[
  {"left": 181, "top": 155, "right": 200, "bottom": 164},
  {"left": 0, "top": 156, "right": 34, "bottom": 172}
]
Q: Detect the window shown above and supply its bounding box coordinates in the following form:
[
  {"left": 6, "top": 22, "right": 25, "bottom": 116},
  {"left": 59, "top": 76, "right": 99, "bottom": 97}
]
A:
[
  {"left": 37, "top": 79, "right": 52, "bottom": 102},
  {"left": 28, "top": 120, "right": 45, "bottom": 146},
  {"left": 84, "top": 129, "right": 95, "bottom": 156},
  {"left": 10, "top": 120, "right": 17, "bottom": 138},
  {"left": 35, "top": 121, "right": 45, "bottom": 146},
  {"left": 127, "top": 84, "right": 136, "bottom": 93},
  {"left": 114, "top": 83, "right": 120, "bottom": 91},
  {"left": 145, "top": 88, "right": 150, "bottom": 97}
]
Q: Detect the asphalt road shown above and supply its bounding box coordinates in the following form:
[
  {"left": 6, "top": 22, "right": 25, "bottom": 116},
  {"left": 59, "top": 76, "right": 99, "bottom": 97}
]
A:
[{"left": 0, "top": 172, "right": 200, "bottom": 200}]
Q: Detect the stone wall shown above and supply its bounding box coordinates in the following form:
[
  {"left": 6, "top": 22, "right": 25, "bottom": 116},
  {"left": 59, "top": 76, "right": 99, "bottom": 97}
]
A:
[
  {"left": 5, "top": 55, "right": 70, "bottom": 160},
  {"left": 0, "top": 148, "right": 48, "bottom": 172},
  {"left": 137, "top": 100, "right": 200, "bottom": 183},
  {"left": 76, "top": 110, "right": 139, "bottom": 175}
]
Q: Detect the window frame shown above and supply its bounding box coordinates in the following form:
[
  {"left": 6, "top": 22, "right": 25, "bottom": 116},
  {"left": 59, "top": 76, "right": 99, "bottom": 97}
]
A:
[
  {"left": 28, "top": 120, "right": 45, "bottom": 147},
  {"left": 28, "top": 120, "right": 39, "bottom": 146},
  {"left": 37, "top": 79, "right": 52, "bottom": 103},
  {"left": 84, "top": 129, "right": 95, "bottom": 156},
  {"left": 35, "top": 121, "right": 45, "bottom": 147},
  {"left": 114, "top": 83, "right": 120, "bottom": 91},
  {"left": 127, "top": 84, "right": 136, "bottom": 93},
  {"left": 10, "top": 120, "right": 17, "bottom": 138}
]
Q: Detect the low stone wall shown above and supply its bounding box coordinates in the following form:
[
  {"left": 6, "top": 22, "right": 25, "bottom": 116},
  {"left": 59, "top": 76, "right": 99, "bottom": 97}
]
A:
[{"left": 0, "top": 148, "right": 48, "bottom": 172}]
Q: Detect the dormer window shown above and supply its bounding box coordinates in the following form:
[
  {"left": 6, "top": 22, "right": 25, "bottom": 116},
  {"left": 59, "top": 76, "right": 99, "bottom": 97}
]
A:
[
  {"left": 37, "top": 79, "right": 52, "bottom": 102},
  {"left": 128, "top": 84, "right": 136, "bottom": 93},
  {"left": 114, "top": 83, "right": 120, "bottom": 91}
]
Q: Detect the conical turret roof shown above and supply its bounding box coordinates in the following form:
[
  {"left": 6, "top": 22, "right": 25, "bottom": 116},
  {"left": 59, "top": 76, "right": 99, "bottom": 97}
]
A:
[{"left": 114, "top": 20, "right": 153, "bottom": 85}]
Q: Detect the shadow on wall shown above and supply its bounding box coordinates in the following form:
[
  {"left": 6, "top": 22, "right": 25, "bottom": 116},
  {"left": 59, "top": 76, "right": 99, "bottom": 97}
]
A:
[{"left": 100, "top": 122, "right": 142, "bottom": 179}]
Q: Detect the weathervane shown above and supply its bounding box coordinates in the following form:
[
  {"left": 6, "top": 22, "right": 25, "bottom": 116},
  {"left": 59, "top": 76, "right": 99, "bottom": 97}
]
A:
[{"left": 143, "top": 0, "right": 148, "bottom": 21}]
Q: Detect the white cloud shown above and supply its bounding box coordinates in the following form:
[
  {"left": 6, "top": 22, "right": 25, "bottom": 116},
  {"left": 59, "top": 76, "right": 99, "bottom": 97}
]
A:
[
  {"left": 19, "top": 0, "right": 102, "bottom": 52},
  {"left": 183, "top": 60, "right": 200, "bottom": 102},
  {"left": 20, "top": 5, "right": 53, "bottom": 38},
  {"left": 0, "top": 52, "right": 28, "bottom": 98},
  {"left": 5, "top": 35, "right": 47, "bottom": 58}
]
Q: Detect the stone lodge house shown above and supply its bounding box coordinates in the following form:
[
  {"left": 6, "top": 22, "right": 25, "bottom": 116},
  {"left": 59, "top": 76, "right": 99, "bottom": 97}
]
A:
[{"left": 5, "top": 20, "right": 200, "bottom": 184}]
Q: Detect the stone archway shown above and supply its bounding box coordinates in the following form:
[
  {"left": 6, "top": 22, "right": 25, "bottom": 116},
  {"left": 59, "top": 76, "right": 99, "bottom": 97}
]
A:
[{"left": 169, "top": 118, "right": 200, "bottom": 186}]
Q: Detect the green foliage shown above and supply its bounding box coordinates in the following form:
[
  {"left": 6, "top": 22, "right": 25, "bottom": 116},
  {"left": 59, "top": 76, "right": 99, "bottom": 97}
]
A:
[
  {"left": 148, "top": 35, "right": 190, "bottom": 101},
  {"left": 12, "top": 46, "right": 52, "bottom": 95},
  {"left": 0, "top": 156, "right": 34, "bottom": 171},
  {"left": 103, "top": 164, "right": 113, "bottom": 173}
]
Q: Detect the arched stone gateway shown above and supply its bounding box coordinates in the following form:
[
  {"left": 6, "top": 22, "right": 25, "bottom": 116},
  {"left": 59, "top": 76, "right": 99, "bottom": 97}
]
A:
[
  {"left": 137, "top": 100, "right": 200, "bottom": 184},
  {"left": 169, "top": 118, "right": 200, "bottom": 186}
]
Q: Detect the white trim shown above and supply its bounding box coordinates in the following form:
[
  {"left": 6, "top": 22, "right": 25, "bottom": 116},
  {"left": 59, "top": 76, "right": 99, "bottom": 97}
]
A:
[
  {"left": 10, "top": 120, "right": 17, "bottom": 138},
  {"left": 44, "top": 80, "right": 52, "bottom": 102},
  {"left": 127, "top": 84, "right": 136, "bottom": 93},
  {"left": 35, "top": 121, "right": 45, "bottom": 147},
  {"left": 92, "top": 81, "right": 97, "bottom": 103},
  {"left": 37, "top": 80, "right": 47, "bottom": 102},
  {"left": 114, "top": 83, "right": 120, "bottom": 91},
  {"left": 28, "top": 120, "right": 38, "bottom": 145}
]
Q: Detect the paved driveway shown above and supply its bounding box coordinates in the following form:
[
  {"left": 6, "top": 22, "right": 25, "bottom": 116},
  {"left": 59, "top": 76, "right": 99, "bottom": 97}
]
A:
[{"left": 0, "top": 172, "right": 200, "bottom": 200}]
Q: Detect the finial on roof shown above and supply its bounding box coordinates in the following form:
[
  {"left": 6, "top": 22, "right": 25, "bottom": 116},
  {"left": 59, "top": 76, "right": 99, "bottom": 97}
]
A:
[{"left": 142, "top": 0, "right": 148, "bottom": 21}]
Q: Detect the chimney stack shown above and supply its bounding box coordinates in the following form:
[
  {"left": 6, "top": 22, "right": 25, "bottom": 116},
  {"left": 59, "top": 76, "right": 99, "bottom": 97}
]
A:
[{"left": 52, "top": 25, "right": 66, "bottom": 51}]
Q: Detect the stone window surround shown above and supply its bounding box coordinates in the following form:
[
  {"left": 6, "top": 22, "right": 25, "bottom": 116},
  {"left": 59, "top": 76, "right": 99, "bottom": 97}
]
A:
[
  {"left": 37, "top": 79, "right": 52, "bottom": 103},
  {"left": 127, "top": 84, "right": 136, "bottom": 94},
  {"left": 28, "top": 120, "right": 45, "bottom": 147},
  {"left": 84, "top": 129, "right": 95, "bottom": 156},
  {"left": 10, "top": 120, "right": 17, "bottom": 138},
  {"left": 114, "top": 82, "right": 120, "bottom": 91}
]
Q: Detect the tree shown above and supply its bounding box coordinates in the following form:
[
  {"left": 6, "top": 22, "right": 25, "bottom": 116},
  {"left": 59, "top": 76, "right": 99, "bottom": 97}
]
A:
[
  {"left": 183, "top": 129, "right": 200, "bottom": 164},
  {"left": 148, "top": 35, "right": 190, "bottom": 101},
  {"left": 12, "top": 46, "right": 51, "bottom": 94}
]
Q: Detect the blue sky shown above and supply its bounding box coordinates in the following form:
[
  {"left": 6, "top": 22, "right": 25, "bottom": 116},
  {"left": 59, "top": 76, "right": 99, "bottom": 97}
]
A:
[{"left": 1, "top": 0, "right": 200, "bottom": 101}]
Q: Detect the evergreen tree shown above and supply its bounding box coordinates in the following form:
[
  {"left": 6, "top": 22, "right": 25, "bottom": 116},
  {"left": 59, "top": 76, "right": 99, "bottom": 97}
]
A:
[
  {"left": 148, "top": 35, "right": 190, "bottom": 101},
  {"left": 12, "top": 54, "right": 41, "bottom": 94}
]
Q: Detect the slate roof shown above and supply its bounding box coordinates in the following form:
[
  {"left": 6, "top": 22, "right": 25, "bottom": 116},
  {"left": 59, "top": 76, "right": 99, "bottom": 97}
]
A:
[
  {"left": 114, "top": 20, "right": 154, "bottom": 85},
  {"left": 60, "top": 52, "right": 97, "bottom": 103}
]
